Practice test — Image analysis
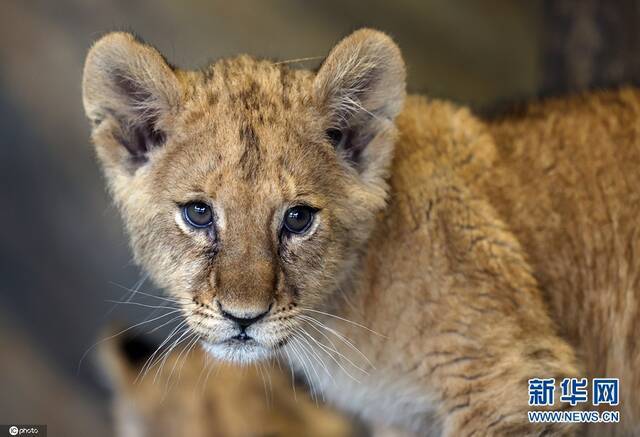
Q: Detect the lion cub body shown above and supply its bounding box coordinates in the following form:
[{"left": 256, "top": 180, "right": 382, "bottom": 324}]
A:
[
  {"left": 99, "top": 332, "right": 355, "bottom": 437},
  {"left": 83, "top": 29, "right": 639, "bottom": 436},
  {"left": 315, "top": 90, "right": 640, "bottom": 435}
]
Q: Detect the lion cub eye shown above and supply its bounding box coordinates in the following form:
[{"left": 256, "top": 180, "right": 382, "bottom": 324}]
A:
[
  {"left": 326, "top": 128, "right": 349, "bottom": 149},
  {"left": 183, "top": 202, "right": 213, "bottom": 228},
  {"left": 283, "top": 206, "right": 316, "bottom": 234}
]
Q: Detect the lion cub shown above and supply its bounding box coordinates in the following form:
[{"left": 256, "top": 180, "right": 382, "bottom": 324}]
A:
[
  {"left": 100, "top": 330, "right": 355, "bottom": 437},
  {"left": 100, "top": 330, "right": 357, "bottom": 437},
  {"left": 83, "top": 29, "right": 639, "bottom": 436}
]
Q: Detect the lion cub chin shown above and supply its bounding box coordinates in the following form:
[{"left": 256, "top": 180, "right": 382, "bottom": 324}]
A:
[{"left": 84, "top": 27, "right": 639, "bottom": 436}]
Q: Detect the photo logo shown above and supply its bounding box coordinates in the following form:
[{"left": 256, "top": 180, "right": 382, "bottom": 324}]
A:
[{"left": 3, "top": 425, "right": 44, "bottom": 436}]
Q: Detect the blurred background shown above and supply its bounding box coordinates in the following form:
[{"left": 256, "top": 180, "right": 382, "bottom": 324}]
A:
[{"left": 1, "top": 1, "right": 639, "bottom": 435}]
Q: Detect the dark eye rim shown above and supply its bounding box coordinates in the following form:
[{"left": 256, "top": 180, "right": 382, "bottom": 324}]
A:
[
  {"left": 182, "top": 201, "right": 214, "bottom": 228},
  {"left": 282, "top": 205, "right": 318, "bottom": 235},
  {"left": 326, "top": 127, "right": 350, "bottom": 149}
]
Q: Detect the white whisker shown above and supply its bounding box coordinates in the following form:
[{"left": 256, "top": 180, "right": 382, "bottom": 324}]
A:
[
  {"left": 299, "top": 314, "right": 374, "bottom": 368},
  {"left": 294, "top": 329, "right": 334, "bottom": 381},
  {"left": 137, "top": 318, "right": 190, "bottom": 382},
  {"left": 102, "top": 274, "right": 150, "bottom": 318},
  {"left": 300, "top": 307, "right": 385, "bottom": 337},
  {"left": 153, "top": 328, "right": 194, "bottom": 383},
  {"left": 274, "top": 56, "right": 323, "bottom": 65},
  {"left": 280, "top": 346, "right": 298, "bottom": 401},
  {"left": 108, "top": 280, "right": 188, "bottom": 305},
  {"left": 77, "top": 309, "right": 182, "bottom": 373},
  {"left": 164, "top": 333, "right": 200, "bottom": 394},
  {"left": 297, "top": 325, "right": 365, "bottom": 383},
  {"left": 145, "top": 314, "right": 184, "bottom": 334},
  {"left": 159, "top": 332, "right": 197, "bottom": 401},
  {"left": 292, "top": 332, "right": 328, "bottom": 402},
  {"left": 104, "top": 300, "right": 180, "bottom": 311},
  {"left": 288, "top": 337, "right": 321, "bottom": 403}
]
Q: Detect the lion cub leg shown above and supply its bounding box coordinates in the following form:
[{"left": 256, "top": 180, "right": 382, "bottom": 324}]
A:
[
  {"left": 395, "top": 273, "right": 583, "bottom": 435},
  {"left": 427, "top": 226, "right": 580, "bottom": 434},
  {"left": 373, "top": 191, "right": 584, "bottom": 435}
]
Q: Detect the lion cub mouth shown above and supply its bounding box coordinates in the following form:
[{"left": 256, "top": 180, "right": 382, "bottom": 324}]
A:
[
  {"left": 225, "top": 333, "right": 259, "bottom": 345},
  {"left": 202, "top": 336, "right": 274, "bottom": 364}
]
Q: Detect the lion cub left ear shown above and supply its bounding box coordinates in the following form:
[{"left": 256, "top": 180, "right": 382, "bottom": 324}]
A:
[
  {"left": 314, "top": 29, "right": 406, "bottom": 177},
  {"left": 82, "top": 32, "right": 182, "bottom": 171}
]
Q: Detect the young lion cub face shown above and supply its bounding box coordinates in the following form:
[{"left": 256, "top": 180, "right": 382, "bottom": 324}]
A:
[{"left": 83, "top": 30, "right": 405, "bottom": 363}]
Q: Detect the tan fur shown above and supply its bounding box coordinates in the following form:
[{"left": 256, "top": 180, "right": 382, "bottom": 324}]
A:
[
  {"left": 83, "top": 29, "right": 639, "bottom": 436},
  {"left": 99, "top": 333, "right": 354, "bottom": 437}
]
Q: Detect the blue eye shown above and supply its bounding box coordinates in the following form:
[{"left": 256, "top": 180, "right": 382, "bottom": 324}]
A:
[
  {"left": 283, "top": 205, "right": 315, "bottom": 234},
  {"left": 183, "top": 202, "right": 213, "bottom": 228}
]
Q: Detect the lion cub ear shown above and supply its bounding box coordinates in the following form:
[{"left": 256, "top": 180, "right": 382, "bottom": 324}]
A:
[
  {"left": 314, "top": 29, "right": 406, "bottom": 176},
  {"left": 82, "top": 32, "right": 182, "bottom": 170}
]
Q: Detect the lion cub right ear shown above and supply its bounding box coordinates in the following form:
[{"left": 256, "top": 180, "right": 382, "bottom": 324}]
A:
[{"left": 82, "top": 32, "right": 182, "bottom": 172}]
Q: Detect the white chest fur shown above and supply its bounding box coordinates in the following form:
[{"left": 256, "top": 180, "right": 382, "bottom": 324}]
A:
[{"left": 283, "top": 344, "right": 439, "bottom": 435}]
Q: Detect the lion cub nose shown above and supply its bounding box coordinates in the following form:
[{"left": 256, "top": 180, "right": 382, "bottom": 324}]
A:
[{"left": 218, "top": 302, "right": 271, "bottom": 329}]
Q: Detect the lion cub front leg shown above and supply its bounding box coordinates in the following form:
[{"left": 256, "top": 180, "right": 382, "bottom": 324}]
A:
[
  {"left": 400, "top": 278, "right": 582, "bottom": 436},
  {"left": 378, "top": 193, "right": 583, "bottom": 435},
  {"left": 430, "top": 333, "right": 580, "bottom": 436},
  {"left": 431, "top": 247, "right": 579, "bottom": 434}
]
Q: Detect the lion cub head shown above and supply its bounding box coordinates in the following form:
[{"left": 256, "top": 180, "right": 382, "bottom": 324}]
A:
[{"left": 83, "top": 29, "right": 405, "bottom": 363}]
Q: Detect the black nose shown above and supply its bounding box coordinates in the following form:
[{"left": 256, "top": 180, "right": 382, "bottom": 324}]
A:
[{"left": 218, "top": 303, "right": 270, "bottom": 329}]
